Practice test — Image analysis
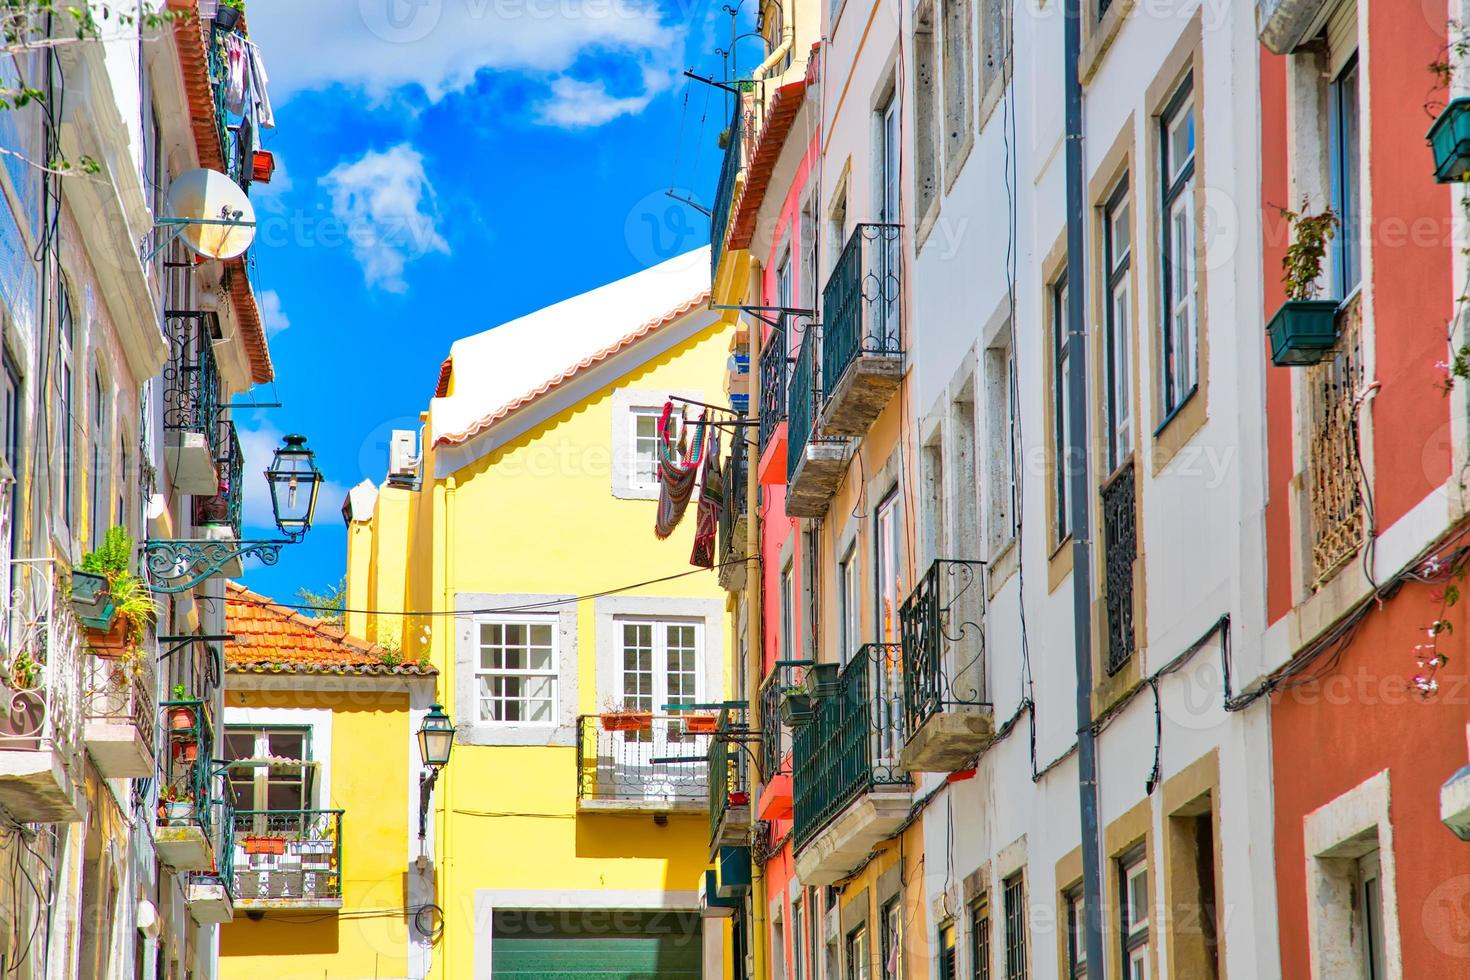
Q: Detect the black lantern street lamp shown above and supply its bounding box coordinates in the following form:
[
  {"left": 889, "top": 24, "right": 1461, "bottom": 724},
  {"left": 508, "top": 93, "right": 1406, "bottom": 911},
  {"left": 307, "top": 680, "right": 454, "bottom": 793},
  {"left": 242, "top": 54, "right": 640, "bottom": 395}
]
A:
[
  {"left": 418, "top": 703, "right": 454, "bottom": 839},
  {"left": 266, "top": 434, "right": 324, "bottom": 542},
  {"left": 144, "top": 433, "right": 328, "bottom": 593}
]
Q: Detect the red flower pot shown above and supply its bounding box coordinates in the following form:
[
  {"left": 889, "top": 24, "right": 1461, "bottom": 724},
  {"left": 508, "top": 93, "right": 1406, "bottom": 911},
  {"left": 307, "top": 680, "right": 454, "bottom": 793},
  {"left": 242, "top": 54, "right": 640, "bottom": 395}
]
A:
[{"left": 252, "top": 150, "right": 275, "bottom": 183}]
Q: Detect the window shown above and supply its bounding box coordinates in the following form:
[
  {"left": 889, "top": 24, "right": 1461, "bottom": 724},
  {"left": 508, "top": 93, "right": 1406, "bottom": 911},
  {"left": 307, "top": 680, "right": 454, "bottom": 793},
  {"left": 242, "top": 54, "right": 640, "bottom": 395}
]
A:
[
  {"left": 1358, "top": 850, "right": 1385, "bottom": 980},
  {"left": 881, "top": 898, "right": 902, "bottom": 980},
  {"left": 984, "top": 344, "right": 1018, "bottom": 552},
  {"left": 979, "top": 0, "right": 1009, "bottom": 99},
  {"left": 117, "top": 425, "right": 130, "bottom": 533},
  {"left": 971, "top": 896, "right": 991, "bottom": 980},
  {"left": 57, "top": 282, "right": 75, "bottom": 530},
  {"left": 781, "top": 560, "right": 796, "bottom": 657},
  {"left": 940, "top": 0, "right": 972, "bottom": 165},
  {"left": 631, "top": 408, "right": 676, "bottom": 491},
  {"left": 476, "top": 619, "right": 557, "bottom": 723},
  {"left": 1064, "top": 890, "right": 1086, "bottom": 979},
  {"left": 939, "top": 921, "right": 958, "bottom": 980},
  {"left": 223, "top": 726, "right": 313, "bottom": 813},
  {"left": 793, "top": 899, "right": 807, "bottom": 980},
  {"left": 777, "top": 247, "right": 794, "bottom": 323},
  {"left": 878, "top": 92, "right": 902, "bottom": 338},
  {"left": 876, "top": 492, "right": 902, "bottom": 641},
  {"left": 1002, "top": 873, "right": 1026, "bottom": 980},
  {"left": 1051, "top": 275, "right": 1072, "bottom": 544},
  {"left": 1119, "top": 852, "right": 1149, "bottom": 980},
  {"left": 914, "top": 7, "right": 940, "bottom": 220},
  {"left": 620, "top": 620, "right": 701, "bottom": 731},
  {"left": 1103, "top": 181, "right": 1133, "bottom": 473},
  {"left": 847, "top": 924, "right": 870, "bottom": 980},
  {"left": 89, "top": 367, "right": 107, "bottom": 548},
  {"left": 1, "top": 353, "right": 19, "bottom": 557},
  {"left": 839, "top": 545, "right": 860, "bottom": 660},
  {"left": 1330, "top": 55, "right": 1361, "bottom": 298},
  {"left": 1159, "top": 77, "right": 1197, "bottom": 416}
]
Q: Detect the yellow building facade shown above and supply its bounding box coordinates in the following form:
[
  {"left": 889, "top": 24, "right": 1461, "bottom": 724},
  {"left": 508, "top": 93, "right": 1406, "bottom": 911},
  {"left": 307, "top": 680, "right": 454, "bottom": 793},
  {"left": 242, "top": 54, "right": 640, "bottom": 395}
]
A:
[{"left": 345, "top": 249, "right": 736, "bottom": 977}]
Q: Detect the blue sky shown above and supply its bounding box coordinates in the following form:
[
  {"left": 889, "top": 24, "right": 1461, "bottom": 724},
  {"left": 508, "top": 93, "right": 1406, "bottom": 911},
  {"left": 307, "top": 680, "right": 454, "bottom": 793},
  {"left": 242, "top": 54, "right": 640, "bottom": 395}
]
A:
[{"left": 235, "top": 0, "right": 756, "bottom": 603}]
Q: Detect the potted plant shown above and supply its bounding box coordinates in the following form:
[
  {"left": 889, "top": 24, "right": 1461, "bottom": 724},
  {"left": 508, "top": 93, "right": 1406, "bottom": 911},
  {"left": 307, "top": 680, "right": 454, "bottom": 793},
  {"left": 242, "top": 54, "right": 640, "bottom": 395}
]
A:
[
  {"left": 168, "top": 685, "right": 197, "bottom": 731},
  {"left": 158, "top": 787, "right": 195, "bottom": 826},
  {"left": 172, "top": 737, "right": 199, "bottom": 764},
  {"left": 68, "top": 570, "right": 114, "bottom": 630},
  {"left": 214, "top": 0, "right": 244, "bottom": 30},
  {"left": 780, "top": 688, "right": 815, "bottom": 726},
  {"left": 1267, "top": 201, "right": 1341, "bottom": 367},
  {"left": 685, "top": 713, "right": 718, "bottom": 734},
  {"left": 78, "top": 528, "right": 158, "bottom": 653},
  {"left": 599, "top": 700, "right": 654, "bottom": 732},
  {"left": 1430, "top": 98, "right": 1470, "bottom": 183},
  {"left": 8, "top": 649, "right": 39, "bottom": 690},
  {"left": 251, "top": 149, "right": 276, "bottom": 184}
]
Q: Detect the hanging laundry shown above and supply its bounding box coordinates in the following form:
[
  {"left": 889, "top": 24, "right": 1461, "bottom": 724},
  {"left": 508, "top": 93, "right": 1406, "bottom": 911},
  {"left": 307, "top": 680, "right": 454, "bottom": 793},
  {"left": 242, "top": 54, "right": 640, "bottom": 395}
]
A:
[
  {"left": 246, "top": 40, "right": 275, "bottom": 130},
  {"left": 223, "top": 34, "right": 248, "bottom": 115},
  {"left": 690, "top": 428, "right": 722, "bottom": 568},
  {"left": 654, "top": 403, "right": 706, "bottom": 540}
]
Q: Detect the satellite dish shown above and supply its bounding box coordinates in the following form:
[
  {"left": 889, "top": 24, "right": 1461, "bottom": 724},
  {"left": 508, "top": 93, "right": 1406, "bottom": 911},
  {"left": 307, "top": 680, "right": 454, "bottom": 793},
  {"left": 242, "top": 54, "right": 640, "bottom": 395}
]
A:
[{"left": 163, "top": 168, "right": 256, "bottom": 260}]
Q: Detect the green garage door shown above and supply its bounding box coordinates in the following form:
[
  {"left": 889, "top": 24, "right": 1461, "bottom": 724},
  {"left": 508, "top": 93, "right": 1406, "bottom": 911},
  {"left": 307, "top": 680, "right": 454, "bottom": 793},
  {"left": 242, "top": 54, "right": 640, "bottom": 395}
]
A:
[{"left": 491, "top": 910, "right": 703, "bottom": 979}]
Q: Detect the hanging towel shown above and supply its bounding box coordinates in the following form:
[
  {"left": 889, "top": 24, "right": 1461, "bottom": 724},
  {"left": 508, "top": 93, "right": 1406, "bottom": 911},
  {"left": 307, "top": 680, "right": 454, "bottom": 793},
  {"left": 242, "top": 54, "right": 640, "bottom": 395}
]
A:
[
  {"left": 223, "top": 34, "right": 248, "bottom": 115},
  {"left": 654, "top": 403, "right": 706, "bottom": 540},
  {"left": 691, "top": 428, "right": 723, "bottom": 568},
  {"left": 246, "top": 40, "right": 275, "bottom": 130}
]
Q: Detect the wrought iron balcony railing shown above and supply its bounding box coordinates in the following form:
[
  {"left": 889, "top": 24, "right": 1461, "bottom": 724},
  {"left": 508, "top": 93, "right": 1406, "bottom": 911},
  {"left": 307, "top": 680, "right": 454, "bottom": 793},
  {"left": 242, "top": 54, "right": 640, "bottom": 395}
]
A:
[
  {"left": 82, "top": 642, "right": 157, "bottom": 769},
  {"left": 759, "top": 670, "right": 788, "bottom": 781},
  {"left": 787, "top": 327, "right": 817, "bottom": 484},
  {"left": 1308, "top": 295, "right": 1365, "bottom": 587},
  {"left": 188, "top": 788, "right": 237, "bottom": 903},
  {"left": 710, "top": 104, "right": 744, "bottom": 276},
  {"left": 717, "top": 432, "right": 748, "bottom": 562},
  {"left": 576, "top": 714, "right": 712, "bottom": 809},
  {"left": 0, "top": 558, "right": 86, "bottom": 767},
  {"left": 821, "top": 223, "right": 903, "bottom": 399},
  {"left": 206, "top": 23, "right": 254, "bottom": 193},
  {"left": 708, "top": 709, "right": 750, "bottom": 847},
  {"left": 899, "top": 559, "right": 989, "bottom": 735},
  {"left": 192, "top": 419, "right": 243, "bottom": 538},
  {"left": 1101, "top": 460, "right": 1137, "bottom": 676},
  {"left": 233, "top": 809, "right": 344, "bottom": 906},
  {"left": 792, "top": 645, "right": 909, "bottom": 851},
  {"left": 163, "top": 311, "right": 223, "bottom": 460},
  {"left": 159, "top": 698, "right": 216, "bottom": 836},
  {"left": 758, "top": 337, "right": 788, "bottom": 456}
]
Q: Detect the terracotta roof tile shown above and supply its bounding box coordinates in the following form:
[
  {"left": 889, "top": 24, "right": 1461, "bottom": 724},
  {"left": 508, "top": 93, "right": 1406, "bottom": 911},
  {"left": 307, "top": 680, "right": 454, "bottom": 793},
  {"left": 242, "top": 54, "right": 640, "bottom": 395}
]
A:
[{"left": 224, "top": 582, "right": 435, "bottom": 676}]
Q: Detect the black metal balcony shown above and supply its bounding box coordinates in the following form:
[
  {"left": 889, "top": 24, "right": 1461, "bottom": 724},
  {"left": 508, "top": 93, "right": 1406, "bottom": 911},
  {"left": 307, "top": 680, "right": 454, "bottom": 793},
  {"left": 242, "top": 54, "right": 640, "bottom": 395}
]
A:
[
  {"left": 758, "top": 338, "right": 788, "bottom": 458},
  {"left": 759, "top": 671, "right": 789, "bottom": 781},
  {"left": 717, "top": 434, "right": 749, "bottom": 591},
  {"left": 820, "top": 223, "right": 903, "bottom": 436},
  {"left": 232, "top": 809, "right": 344, "bottom": 908},
  {"left": 575, "top": 714, "right": 712, "bottom": 811},
  {"left": 1101, "top": 459, "right": 1137, "bottom": 675},
  {"left": 786, "top": 327, "right": 848, "bottom": 517},
  {"left": 163, "top": 311, "right": 224, "bottom": 494},
  {"left": 192, "top": 420, "right": 243, "bottom": 539},
  {"left": 708, "top": 710, "right": 750, "bottom": 852},
  {"left": 710, "top": 105, "right": 743, "bottom": 276},
  {"left": 898, "top": 559, "right": 994, "bottom": 772},
  {"left": 791, "top": 645, "right": 909, "bottom": 853}
]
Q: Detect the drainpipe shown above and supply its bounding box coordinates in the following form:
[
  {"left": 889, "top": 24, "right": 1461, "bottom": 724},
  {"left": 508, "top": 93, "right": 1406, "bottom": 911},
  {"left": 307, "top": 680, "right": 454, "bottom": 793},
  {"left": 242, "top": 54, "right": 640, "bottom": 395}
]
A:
[
  {"left": 750, "top": 0, "right": 795, "bottom": 83},
  {"left": 1062, "top": 0, "right": 1106, "bottom": 972},
  {"left": 747, "top": 266, "right": 770, "bottom": 980}
]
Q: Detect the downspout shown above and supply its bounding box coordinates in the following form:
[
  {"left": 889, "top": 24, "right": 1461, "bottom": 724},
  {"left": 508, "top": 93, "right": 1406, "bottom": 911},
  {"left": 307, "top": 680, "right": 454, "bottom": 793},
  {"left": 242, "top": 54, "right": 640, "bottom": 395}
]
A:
[
  {"left": 1061, "top": 0, "right": 1106, "bottom": 973},
  {"left": 746, "top": 267, "right": 770, "bottom": 980},
  {"left": 750, "top": 0, "right": 795, "bottom": 83},
  {"left": 438, "top": 472, "right": 457, "bottom": 980}
]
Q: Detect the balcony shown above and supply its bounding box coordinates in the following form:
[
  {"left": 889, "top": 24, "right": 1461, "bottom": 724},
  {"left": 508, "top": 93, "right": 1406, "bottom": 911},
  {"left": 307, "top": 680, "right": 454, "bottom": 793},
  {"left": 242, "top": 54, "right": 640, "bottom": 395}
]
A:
[
  {"left": 163, "top": 311, "right": 224, "bottom": 495},
  {"left": 792, "top": 645, "right": 910, "bottom": 885},
  {"left": 786, "top": 328, "right": 848, "bottom": 518},
  {"left": 819, "top": 224, "right": 903, "bottom": 436},
  {"left": 232, "top": 809, "right": 344, "bottom": 910},
  {"left": 1101, "top": 460, "right": 1138, "bottom": 676},
  {"left": 156, "top": 698, "right": 216, "bottom": 871},
  {"left": 576, "top": 714, "right": 711, "bottom": 813},
  {"left": 899, "top": 560, "right": 994, "bottom": 773},
  {"left": 187, "top": 792, "right": 235, "bottom": 924},
  {"left": 1307, "top": 295, "right": 1365, "bottom": 589},
  {"left": 710, "top": 104, "right": 745, "bottom": 277},
  {"left": 191, "top": 420, "right": 245, "bottom": 577},
  {"left": 0, "top": 558, "right": 86, "bottom": 822},
  {"left": 756, "top": 672, "right": 793, "bottom": 822},
  {"left": 82, "top": 643, "right": 157, "bottom": 779},
  {"left": 708, "top": 710, "right": 751, "bottom": 857},
  {"left": 757, "top": 338, "right": 789, "bottom": 483},
  {"left": 717, "top": 435, "right": 749, "bottom": 592}
]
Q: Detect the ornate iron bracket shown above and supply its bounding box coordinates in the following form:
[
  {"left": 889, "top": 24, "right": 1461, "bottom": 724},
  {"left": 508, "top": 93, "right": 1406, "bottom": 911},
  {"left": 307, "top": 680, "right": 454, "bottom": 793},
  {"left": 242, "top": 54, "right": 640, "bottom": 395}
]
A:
[{"left": 142, "top": 539, "right": 287, "bottom": 594}]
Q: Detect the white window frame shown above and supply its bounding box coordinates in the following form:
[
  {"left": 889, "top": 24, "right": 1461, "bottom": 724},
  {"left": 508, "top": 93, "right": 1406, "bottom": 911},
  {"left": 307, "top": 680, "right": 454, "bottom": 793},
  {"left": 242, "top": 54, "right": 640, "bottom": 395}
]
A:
[
  {"left": 1119, "top": 851, "right": 1149, "bottom": 980},
  {"left": 615, "top": 618, "right": 704, "bottom": 713},
  {"left": 474, "top": 615, "right": 560, "bottom": 726},
  {"left": 984, "top": 343, "right": 1018, "bottom": 555},
  {"left": 1103, "top": 180, "right": 1133, "bottom": 473},
  {"left": 610, "top": 388, "right": 700, "bottom": 500},
  {"left": 1159, "top": 77, "right": 1197, "bottom": 418},
  {"left": 839, "top": 544, "right": 860, "bottom": 660}
]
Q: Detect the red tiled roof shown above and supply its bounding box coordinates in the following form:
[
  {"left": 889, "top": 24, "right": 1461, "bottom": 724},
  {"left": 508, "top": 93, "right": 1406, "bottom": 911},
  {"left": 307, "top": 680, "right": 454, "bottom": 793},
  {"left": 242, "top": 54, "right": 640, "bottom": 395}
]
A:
[
  {"left": 727, "top": 76, "right": 811, "bottom": 251},
  {"left": 167, "top": 0, "right": 273, "bottom": 384},
  {"left": 435, "top": 356, "right": 453, "bottom": 397},
  {"left": 434, "top": 290, "right": 712, "bottom": 447},
  {"left": 224, "top": 582, "right": 434, "bottom": 676}
]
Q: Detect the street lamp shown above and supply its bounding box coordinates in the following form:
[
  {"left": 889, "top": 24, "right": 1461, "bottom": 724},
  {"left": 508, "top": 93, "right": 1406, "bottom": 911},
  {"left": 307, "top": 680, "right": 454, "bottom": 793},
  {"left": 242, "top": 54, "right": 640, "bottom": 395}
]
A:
[
  {"left": 418, "top": 703, "right": 454, "bottom": 839},
  {"left": 144, "top": 433, "right": 328, "bottom": 593}
]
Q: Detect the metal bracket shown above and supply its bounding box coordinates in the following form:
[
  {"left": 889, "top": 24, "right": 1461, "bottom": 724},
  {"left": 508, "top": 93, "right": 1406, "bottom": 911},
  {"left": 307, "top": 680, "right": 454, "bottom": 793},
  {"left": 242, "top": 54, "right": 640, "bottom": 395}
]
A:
[{"left": 142, "top": 539, "right": 287, "bottom": 594}]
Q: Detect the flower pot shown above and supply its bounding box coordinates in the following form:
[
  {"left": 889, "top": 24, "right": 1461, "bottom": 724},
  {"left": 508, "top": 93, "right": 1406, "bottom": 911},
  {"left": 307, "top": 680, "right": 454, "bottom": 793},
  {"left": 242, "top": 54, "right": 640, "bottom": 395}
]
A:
[
  {"left": 87, "top": 618, "right": 131, "bottom": 657},
  {"left": 727, "top": 791, "right": 750, "bottom": 808},
  {"left": 600, "top": 711, "right": 653, "bottom": 733},
  {"left": 169, "top": 705, "right": 197, "bottom": 731},
  {"left": 214, "top": 5, "right": 242, "bottom": 30},
  {"left": 1429, "top": 98, "right": 1470, "bottom": 183},
  {"left": 685, "top": 714, "right": 718, "bottom": 734},
  {"left": 803, "top": 663, "right": 840, "bottom": 698},
  {"left": 172, "top": 739, "right": 199, "bottom": 763},
  {"left": 1267, "top": 299, "right": 1341, "bottom": 367},
  {"left": 780, "top": 690, "right": 815, "bottom": 727},
  {"left": 70, "top": 571, "right": 116, "bottom": 630},
  {"left": 251, "top": 150, "right": 275, "bottom": 184},
  {"left": 160, "top": 801, "right": 194, "bottom": 826}
]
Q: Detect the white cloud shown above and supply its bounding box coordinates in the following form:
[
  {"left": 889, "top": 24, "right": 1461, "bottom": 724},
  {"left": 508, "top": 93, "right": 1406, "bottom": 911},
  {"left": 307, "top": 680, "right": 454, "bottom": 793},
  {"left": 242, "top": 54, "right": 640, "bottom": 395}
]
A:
[
  {"left": 259, "top": 289, "right": 290, "bottom": 336},
  {"left": 245, "top": 0, "right": 682, "bottom": 126},
  {"left": 236, "top": 421, "right": 349, "bottom": 532},
  {"left": 320, "top": 144, "right": 450, "bottom": 292},
  {"left": 537, "top": 77, "right": 655, "bottom": 127}
]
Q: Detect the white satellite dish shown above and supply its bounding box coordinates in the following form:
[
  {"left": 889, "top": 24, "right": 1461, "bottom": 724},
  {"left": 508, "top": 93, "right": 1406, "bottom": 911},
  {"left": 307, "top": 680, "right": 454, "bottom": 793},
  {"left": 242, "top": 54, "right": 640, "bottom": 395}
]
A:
[{"left": 162, "top": 168, "right": 257, "bottom": 261}]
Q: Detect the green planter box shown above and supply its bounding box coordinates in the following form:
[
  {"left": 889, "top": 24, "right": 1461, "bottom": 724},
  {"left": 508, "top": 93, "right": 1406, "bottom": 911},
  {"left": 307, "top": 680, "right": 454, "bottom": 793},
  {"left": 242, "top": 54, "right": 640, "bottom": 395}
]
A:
[
  {"left": 70, "top": 571, "right": 117, "bottom": 631},
  {"left": 1429, "top": 98, "right": 1470, "bottom": 183},
  {"left": 803, "top": 663, "right": 840, "bottom": 699},
  {"left": 780, "top": 690, "right": 815, "bottom": 727},
  {"left": 1268, "top": 299, "right": 1340, "bottom": 366}
]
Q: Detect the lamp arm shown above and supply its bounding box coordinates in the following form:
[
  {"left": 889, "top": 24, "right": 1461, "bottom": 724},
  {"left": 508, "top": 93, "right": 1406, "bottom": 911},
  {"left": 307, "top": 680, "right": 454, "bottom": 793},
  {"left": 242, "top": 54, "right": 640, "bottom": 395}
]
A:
[{"left": 418, "top": 767, "right": 441, "bottom": 840}]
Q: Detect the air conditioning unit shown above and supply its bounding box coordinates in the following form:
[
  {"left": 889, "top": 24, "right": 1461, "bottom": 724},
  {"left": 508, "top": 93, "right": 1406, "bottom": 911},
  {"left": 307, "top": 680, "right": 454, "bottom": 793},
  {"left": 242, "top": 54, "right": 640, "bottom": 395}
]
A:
[{"left": 388, "top": 430, "right": 419, "bottom": 483}]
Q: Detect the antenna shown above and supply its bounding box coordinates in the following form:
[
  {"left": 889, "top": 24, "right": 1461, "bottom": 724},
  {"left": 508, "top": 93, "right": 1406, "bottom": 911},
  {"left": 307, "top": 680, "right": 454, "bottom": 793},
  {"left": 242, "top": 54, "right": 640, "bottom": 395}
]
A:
[{"left": 151, "top": 168, "right": 258, "bottom": 262}]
